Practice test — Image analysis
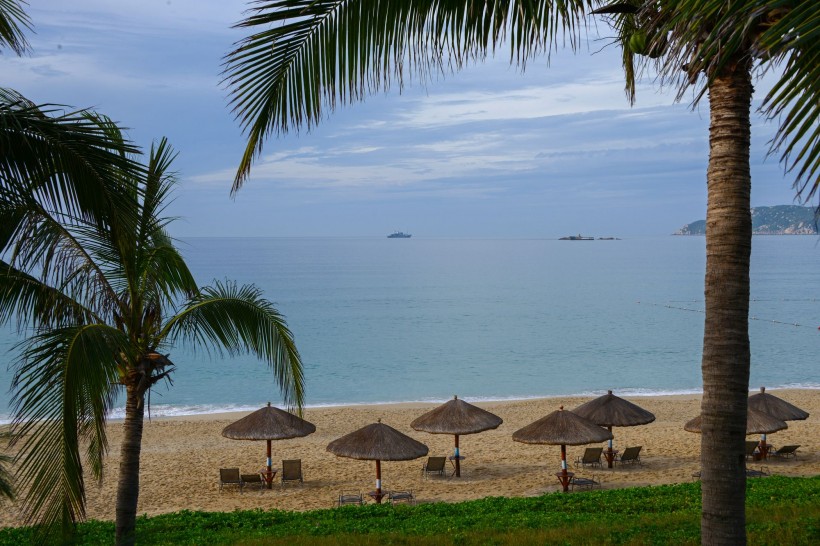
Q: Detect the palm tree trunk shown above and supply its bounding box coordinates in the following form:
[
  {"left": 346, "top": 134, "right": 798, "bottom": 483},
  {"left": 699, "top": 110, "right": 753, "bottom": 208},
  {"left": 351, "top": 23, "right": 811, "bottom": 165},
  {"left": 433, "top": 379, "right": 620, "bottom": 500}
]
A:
[
  {"left": 115, "top": 385, "right": 145, "bottom": 546},
  {"left": 700, "top": 59, "right": 753, "bottom": 546}
]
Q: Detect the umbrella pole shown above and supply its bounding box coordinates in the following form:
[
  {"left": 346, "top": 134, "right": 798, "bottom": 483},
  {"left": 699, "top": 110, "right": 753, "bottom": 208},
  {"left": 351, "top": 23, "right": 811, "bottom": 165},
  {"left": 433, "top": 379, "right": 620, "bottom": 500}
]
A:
[
  {"left": 606, "top": 426, "right": 614, "bottom": 468},
  {"left": 558, "top": 444, "right": 571, "bottom": 493},
  {"left": 760, "top": 433, "right": 768, "bottom": 460},
  {"left": 375, "top": 459, "right": 383, "bottom": 504},
  {"left": 266, "top": 439, "right": 273, "bottom": 489},
  {"left": 454, "top": 434, "right": 461, "bottom": 477}
]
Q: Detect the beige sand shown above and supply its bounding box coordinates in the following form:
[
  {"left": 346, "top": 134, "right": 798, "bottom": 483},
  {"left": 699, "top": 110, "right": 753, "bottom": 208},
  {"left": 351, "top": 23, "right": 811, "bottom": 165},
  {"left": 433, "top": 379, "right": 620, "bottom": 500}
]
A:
[{"left": 1, "top": 389, "right": 817, "bottom": 527}]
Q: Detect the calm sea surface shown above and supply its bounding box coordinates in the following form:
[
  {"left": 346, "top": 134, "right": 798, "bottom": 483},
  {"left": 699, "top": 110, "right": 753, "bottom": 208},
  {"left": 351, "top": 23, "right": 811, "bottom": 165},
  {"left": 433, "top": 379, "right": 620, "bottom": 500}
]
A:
[{"left": 1, "top": 236, "right": 818, "bottom": 421}]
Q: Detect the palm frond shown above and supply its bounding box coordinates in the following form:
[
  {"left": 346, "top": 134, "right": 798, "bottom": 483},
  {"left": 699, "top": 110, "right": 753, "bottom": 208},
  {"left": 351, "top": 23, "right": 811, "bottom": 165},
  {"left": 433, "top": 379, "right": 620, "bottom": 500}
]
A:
[
  {"left": 162, "top": 280, "right": 305, "bottom": 410},
  {"left": 0, "top": 88, "right": 144, "bottom": 229},
  {"left": 10, "top": 324, "right": 128, "bottom": 536},
  {"left": 0, "top": 0, "right": 31, "bottom": 55},
  {"left": 0, "top": 191, "right": 121, "bottom": 325},
  {"left": 631, "top": 0, "right": 818, "bottom": 204},
  {"left": 224, "top": 0, "right": 587, "bottom": 191},
  {"left": 0, "top": 431, "right": 14, "bottom": 501},
  {"left": 0, "top": 260, "right": 98, "bottom": 329},
  {"left": 756, "top": 0, "right": 820, "bottom": 200}
]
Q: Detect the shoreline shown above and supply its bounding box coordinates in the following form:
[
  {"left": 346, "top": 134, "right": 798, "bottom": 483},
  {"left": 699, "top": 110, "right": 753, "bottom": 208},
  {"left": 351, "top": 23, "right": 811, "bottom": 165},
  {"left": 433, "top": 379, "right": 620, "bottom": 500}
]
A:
[
  {"left": 1, "top": 388, "right": 817, "bottom": 527},
  {"left": 5, "top": 383, "right": 818, "bottom": 425}
]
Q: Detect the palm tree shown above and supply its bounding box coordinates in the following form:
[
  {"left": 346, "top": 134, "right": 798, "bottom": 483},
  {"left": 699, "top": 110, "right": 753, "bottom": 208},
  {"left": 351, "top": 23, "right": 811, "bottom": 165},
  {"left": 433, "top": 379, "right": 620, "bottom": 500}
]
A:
[
  {"left": 223, "top": 2, "right": 817, "bottom": 544},
  {"left": 1, "top": 134, "right": 305, "bottom": 546}
]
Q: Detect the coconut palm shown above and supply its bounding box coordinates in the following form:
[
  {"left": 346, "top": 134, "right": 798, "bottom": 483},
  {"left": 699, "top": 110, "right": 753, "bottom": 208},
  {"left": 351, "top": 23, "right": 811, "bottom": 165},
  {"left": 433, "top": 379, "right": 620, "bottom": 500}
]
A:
[
  {"left": 1, "top": 134, "right": 305, "bottom": 546},
  {"left": 223, "top": 2, "right": 817, "bottom": 544}
]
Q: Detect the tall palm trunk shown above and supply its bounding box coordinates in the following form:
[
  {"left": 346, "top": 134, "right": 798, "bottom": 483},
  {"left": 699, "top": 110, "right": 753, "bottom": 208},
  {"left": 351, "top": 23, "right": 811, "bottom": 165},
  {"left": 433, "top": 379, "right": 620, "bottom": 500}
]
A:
[
  {"left": 700, "top": 58, "right": 753, "bottom": 545},
  {"left": 115, "top": 384, "right": 145, "bottom": 546}
]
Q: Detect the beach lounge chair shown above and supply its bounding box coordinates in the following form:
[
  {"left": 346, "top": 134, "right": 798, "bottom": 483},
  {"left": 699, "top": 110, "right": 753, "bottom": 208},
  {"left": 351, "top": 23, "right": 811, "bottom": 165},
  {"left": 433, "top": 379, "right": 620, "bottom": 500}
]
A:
[
  {"left": 388, "top": 489, "right": 415, "bottom": 505},
  {"left": 770, "top": 445, "right": 800, "bottom": 459},
  {"left": 219, "top": 468, "right": 243, "bottom": 493},
  {"left": 745, "top": 440, "right": 760, "bottom": 460},
  {"left": 574, "top": 447, "right": 603, "bottom": 469},
  {"left": 337, "top": 490, "right": 364, "bottom": 506},
  {"left": 570, "top": 474, "right": 601, "bottom": 491},
  {"left": 422, "top": 456, "right": 447, "bottom": 479},
  {"left": 616, "top": 446, "right": 643, "bottom": 467},
  {"left": 746, "top": 466, "right": 769, "bottom": 478},
  {"left": 281, "top": 459, "right": 304, "bottom": 485},
  {"left": 241, "top": 472, "right": 265, "bottom": 493}
]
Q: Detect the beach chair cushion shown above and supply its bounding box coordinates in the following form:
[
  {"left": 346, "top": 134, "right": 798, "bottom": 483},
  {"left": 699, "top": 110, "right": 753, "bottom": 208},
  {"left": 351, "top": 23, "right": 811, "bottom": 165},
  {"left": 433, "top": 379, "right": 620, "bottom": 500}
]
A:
[
  {"left": 219, "top": 468, "right": 243, "bottom": 493},
  {"left": 388, "top": 489, "right": 415, "bottom": 505},
  {"left": 574, "top": 447, "right": 603, "bottom": 469},
  {"left": 771, "top": 445, "right": 799, "bottom": 459},
  {"left": 617, "top": 446, "right": 643, "bottom": 466},
  {"left": 422, "top": 456, "right": 447, "bottom": 479},
  {"left": 338, "top": 491, "right": 364, "bottom": 506},
  {"left": 281, "top": 459, "right": 304, "bottom": 485},
  {"left": 570, "top": 475, "right": 601, "bottom": 491}
]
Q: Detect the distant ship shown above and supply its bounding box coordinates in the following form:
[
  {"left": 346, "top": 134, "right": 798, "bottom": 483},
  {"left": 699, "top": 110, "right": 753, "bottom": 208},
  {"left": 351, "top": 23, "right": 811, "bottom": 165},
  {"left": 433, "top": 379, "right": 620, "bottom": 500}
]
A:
[
  {"left": 559, "top": 234, "right": 594, "bottom": 240},
  {"left": 387, "top": 231, "right": 412, "bottom": 238}
]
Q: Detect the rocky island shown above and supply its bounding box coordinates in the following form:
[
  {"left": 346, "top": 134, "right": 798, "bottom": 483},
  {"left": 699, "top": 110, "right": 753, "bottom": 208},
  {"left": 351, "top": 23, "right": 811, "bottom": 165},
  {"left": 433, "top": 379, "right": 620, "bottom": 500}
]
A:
[{"left": 674, "top": 205, "right": 818, "bottom": 235}]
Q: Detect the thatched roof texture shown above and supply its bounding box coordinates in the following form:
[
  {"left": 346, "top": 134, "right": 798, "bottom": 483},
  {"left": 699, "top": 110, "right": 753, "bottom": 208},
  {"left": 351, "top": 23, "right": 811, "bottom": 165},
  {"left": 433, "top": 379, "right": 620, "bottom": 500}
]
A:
[
  {"left": 748, "top": 387, "right": 809, "bottom": 421},
  {"left": 410, "top": 395, "right": 503, "bottom": 435},
  {"left": 327, "top": 420, "right": 429, "bottom": 461},
  {"left": 571, "top": 390, "right": 655, "bottom": 427},
  {"left": 513, "top": 406, "right": 613, "bottom": 446},
  {"left": 683, "top": 407, "right": 787, "bottom": 435},
  {"left": 221, "top": 403, "right": 316, "bottom": 440}
]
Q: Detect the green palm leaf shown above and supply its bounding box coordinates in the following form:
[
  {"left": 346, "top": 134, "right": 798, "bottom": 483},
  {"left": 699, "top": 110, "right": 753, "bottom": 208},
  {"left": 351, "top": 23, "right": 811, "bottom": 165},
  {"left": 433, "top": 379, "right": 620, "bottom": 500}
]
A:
[
  {"left": 0, "top": 431, "right": 14, "bottom": 502},
  {"left": 0, "top": 88, "right": 144, "bottom": 230},
  {"left": 0, "top": 0, "right": 31, "bottom": 55},
  {"left": 163, "top": 280, "right": 305, "bottom": 410},
  {"left": 10, "top": 325, "right": 129, "bottom": 539},
  {"left": 224, "top": 0, "right": 587, "bottom": 191},
  {"left": 637, "top": 0, "right": 819, "bottom": 200}
]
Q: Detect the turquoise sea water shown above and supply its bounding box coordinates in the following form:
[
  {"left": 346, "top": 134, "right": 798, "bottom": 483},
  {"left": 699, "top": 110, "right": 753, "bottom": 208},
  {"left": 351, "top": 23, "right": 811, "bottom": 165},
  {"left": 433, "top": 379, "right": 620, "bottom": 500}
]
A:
[{"left": 1, "top": 236, "right": 818, "bottom": 421}]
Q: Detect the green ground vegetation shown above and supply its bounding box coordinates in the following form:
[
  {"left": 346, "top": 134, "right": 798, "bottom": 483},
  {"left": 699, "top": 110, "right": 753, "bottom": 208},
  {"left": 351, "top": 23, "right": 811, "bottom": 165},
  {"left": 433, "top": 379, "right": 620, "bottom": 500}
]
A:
[{"left": 1, "top": 476, "right": 817, "bottom": 545}]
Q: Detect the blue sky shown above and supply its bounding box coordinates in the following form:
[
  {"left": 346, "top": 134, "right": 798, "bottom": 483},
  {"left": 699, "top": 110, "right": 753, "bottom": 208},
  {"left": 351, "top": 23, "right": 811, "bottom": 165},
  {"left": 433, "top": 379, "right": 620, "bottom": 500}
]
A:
[{"left": 3, "top": 1, "right": 806, "bottom": 237}]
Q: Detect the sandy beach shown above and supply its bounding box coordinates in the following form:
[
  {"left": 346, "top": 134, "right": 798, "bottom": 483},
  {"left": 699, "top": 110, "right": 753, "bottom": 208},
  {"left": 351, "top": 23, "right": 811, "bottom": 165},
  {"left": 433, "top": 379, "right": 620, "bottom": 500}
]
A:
[{"left": 1, "top": 389, "right": 817, "bottom": 527}]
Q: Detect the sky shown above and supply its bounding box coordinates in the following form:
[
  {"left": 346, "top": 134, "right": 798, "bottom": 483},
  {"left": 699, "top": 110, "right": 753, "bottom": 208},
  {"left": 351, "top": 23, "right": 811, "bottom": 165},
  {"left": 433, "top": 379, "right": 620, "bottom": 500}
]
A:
[{"left": 2, "top": 1, "right": 808, "bottom": 238}]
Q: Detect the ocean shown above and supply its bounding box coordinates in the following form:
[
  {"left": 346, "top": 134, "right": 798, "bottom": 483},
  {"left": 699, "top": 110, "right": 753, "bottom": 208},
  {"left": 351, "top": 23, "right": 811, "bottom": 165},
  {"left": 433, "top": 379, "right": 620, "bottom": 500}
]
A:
[{"left": 1, "top": 236, "right": 818, "bottom": 422}]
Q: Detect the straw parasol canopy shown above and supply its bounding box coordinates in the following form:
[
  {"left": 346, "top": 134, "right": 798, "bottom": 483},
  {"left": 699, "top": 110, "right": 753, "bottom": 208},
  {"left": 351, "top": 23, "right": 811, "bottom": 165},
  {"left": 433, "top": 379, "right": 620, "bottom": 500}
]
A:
[
  {"left": 410, "top": 395, "right": 503, "bottom": 477},
  {"left": 513, "top": 407, "right": 613, "bottom": 446},
  {"left": 571, "top": 390, "right": 655, "bottom": 427},
  {"left": 748, "top": 387, "right": 809, "bottom": 422},
  {"left": 571, "top": 390, "right": 655, "bottom": 468},
  {"left": 222, "top": 402, "right": 316, "bottom": 488},
  {"left": 683, "top": 408, "right": 787, "bottom": 435},
  {"left": 222, "top": 403, "right": 316, "bottom": 440},
  {"left": 327, "top": 419, "right": 428, "bottom": 503},
  {"left": 513, "top": 406, "right": 612, "bottom": 492}
]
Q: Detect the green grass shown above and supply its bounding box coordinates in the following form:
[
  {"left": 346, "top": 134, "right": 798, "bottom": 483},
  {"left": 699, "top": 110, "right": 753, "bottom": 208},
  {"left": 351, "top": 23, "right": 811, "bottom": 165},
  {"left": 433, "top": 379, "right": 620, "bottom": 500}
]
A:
[{"left": 1, "top": 476, "right": 818, "bottom": 545}]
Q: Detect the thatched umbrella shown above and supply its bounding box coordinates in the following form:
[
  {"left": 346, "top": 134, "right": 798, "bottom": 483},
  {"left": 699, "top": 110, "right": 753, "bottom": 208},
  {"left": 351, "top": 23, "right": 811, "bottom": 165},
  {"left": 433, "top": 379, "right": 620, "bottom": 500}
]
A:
[
  {"left": 222, "top": 402, "right": 316, "bottom": 488},
  {"left": 748, "top": 387, "right": 809, "bottom": 458},
  {"left": 683, "top": 408, "right": 788, "bottom": 435},
  {"left": 684, "top": 407, "right": 787, "bottom": 460},
  {"left": 410, "top": 395, "right": 503, "bottom": 477},
  {"left": 571, "top": 390, "right": 655, "bottom": 468},
  {"left": 327, "top": 419, "right": 428, "bottom": 503},
  {"left": 513, "top": 406, "right": 613, "bottom": 492},
  {"left": 748, "top": 387, "right": 810, "bottom": 421}
]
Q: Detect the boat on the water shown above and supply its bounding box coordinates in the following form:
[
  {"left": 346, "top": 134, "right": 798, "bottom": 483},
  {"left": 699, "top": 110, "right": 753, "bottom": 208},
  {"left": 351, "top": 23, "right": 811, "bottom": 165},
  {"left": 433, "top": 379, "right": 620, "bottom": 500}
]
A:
[
  {"left": 388, "top": 231, "right": 412, "bottom": 238},
  {"left": 559, "top": 234, "right": 594, "bottom": 240}
]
